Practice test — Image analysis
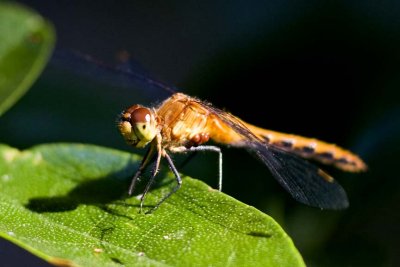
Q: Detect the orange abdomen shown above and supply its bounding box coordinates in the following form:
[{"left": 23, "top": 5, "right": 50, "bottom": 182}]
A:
[{"left": 245, "top": 123, "right": 367, "bottom": 172}]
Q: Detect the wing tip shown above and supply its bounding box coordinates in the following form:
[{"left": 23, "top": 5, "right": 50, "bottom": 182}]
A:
[{"left": 293, "top": 181, "right": 350, "bottom": 210}]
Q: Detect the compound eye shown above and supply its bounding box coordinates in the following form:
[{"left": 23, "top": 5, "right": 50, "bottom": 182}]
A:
[{"left": 130, "top": 107, "right": 151, "bottom": 125}]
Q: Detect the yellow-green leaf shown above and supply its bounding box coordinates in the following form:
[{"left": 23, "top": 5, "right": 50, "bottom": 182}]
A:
[
  {"left": 0, "top": 2, "right": 55, "bottom": 116},
  {"left": 0, "top": 143, "right": 305, "bottom": 266}
]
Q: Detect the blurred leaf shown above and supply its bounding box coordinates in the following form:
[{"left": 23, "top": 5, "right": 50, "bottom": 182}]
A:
[
  {"left": 0, "top": 2, "right": 55, "bottom": 116},
  {"left": 0, "top": 143, "right": 305, "bottom": 267}
]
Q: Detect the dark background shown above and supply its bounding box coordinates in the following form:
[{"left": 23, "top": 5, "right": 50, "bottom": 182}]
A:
[{"left": 1, "top": 1, "right": 400, "bottom": 266}]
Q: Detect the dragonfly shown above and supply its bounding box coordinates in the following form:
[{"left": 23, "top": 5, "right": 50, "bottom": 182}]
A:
[{"left": 51, "top": 49, "right": 367, "bottom": 213}]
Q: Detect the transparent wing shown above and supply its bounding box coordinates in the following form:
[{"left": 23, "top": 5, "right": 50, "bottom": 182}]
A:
[
  {"left": 49, "top": 48, "right": 175, "bottom": 102},
  {"left": 202, "top": 103, "right": 349, "bottom": 210},
  {"left": 252, "top": 144, "right": 348, "bottom": 209}
]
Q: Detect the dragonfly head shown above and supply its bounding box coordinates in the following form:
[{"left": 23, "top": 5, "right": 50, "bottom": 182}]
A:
[{"left": 118, "top": 105, "right": 158, "bottom": 148}]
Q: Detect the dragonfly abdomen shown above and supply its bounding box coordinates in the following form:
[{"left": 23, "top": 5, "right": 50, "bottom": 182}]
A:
[{"left": 245, "top": 124, "right": 367, "bottom": 172}]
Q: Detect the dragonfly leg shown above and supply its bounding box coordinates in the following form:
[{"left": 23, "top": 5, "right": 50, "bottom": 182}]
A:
[
  {"left": 139, "top": 135, "right": 163, "bottom": 213},
  {"left": 145, "top": 151, "right": 182, "bottom": 214},
  {"left": 128, "top": 144, "right": 156, "bottom": 196},
  {"left": 170, "top": 145, "right": 223, "bottom": 191}
]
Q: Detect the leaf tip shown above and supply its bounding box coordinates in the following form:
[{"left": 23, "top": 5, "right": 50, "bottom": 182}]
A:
[{"left": 48, "top": 257, "right": 76, "bottom": 267}]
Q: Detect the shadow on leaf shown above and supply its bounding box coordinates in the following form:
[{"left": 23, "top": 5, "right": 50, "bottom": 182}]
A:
[
  {"left": 25, "top": 167, "right": 173, "bottom": 214},
  {"left": 25, "top": 175, "right": 129, "bottom": 213}
]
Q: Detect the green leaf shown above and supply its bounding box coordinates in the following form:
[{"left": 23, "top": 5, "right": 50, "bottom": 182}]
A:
[
  {"left": 0, "top": 2, "right": 55, "bottom": 116},
  {"left": 0, "top": 143, "right": 305, "bottom": 267}
]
